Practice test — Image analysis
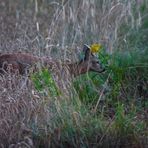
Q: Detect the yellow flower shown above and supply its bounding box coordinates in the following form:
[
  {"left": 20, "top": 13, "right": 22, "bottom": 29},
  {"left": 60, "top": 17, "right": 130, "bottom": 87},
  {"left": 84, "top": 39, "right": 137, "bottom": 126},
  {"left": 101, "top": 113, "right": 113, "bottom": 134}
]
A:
[{"left": 90, "top": 43, "right": 102, "bottom": 53}]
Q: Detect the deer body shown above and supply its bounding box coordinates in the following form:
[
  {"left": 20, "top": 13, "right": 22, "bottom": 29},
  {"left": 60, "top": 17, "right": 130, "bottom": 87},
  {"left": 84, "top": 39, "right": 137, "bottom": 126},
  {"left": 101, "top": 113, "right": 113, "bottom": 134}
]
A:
[{"left": 0, "top": 45, "right": 105, "bottom": 95}]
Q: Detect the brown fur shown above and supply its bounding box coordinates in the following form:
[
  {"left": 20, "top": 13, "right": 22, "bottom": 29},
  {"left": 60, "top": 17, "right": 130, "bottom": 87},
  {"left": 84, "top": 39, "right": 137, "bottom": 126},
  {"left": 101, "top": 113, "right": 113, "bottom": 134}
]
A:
[
  {"left": 0, "top": 46, "right": 105, "bottom": 76},
  {"left": 0, "top": 46, "right": 105, "bottom": 95}
]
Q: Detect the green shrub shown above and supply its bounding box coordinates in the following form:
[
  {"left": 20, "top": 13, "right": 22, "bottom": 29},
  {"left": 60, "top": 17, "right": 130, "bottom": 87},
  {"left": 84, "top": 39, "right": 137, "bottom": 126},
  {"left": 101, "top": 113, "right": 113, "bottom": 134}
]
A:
[{"left": 32, "top": 68, "right": 61, "bottom": 97}]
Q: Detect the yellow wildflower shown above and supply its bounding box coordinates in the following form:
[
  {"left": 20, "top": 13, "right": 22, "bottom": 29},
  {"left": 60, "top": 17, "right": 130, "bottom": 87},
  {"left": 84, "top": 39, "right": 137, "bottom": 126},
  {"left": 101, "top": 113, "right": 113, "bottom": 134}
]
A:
[{"left": 90, "top": 43, "right": 102, "bottom": 53}]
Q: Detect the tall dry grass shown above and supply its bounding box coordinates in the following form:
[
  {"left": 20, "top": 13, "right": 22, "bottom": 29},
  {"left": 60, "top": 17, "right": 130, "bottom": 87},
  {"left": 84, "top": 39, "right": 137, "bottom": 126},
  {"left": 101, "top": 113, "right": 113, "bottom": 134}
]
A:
[{"left": 0, "top": 0, "right": 145, "bottom": 53}]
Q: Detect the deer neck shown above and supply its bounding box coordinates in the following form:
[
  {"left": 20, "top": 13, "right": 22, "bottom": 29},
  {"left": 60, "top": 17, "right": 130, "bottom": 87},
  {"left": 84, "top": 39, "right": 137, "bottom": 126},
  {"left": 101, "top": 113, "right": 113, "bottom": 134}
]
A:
[{"left": 68, "top": 61, "right": 89, "bottom": 77}]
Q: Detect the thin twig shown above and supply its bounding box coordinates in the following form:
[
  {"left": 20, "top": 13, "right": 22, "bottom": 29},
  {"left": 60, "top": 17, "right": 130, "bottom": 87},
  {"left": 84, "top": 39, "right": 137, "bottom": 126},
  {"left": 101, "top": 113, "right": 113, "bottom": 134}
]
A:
[{"left": 94, "top": 72, "right": 111, "bottom": 113}]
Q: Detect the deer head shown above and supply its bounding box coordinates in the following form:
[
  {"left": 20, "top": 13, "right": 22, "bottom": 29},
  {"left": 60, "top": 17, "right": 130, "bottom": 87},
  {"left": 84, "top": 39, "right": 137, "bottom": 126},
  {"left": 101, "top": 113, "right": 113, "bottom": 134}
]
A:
[{"left": 68, "top": 44, "right": 105, "bottom": 76}]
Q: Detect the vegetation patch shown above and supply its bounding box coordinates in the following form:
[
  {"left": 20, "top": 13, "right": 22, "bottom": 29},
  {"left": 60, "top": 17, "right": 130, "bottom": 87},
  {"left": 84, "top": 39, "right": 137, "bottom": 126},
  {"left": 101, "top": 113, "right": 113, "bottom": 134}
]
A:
[{"left": 0, "top": 0, "right": 147, "bottom": 147}]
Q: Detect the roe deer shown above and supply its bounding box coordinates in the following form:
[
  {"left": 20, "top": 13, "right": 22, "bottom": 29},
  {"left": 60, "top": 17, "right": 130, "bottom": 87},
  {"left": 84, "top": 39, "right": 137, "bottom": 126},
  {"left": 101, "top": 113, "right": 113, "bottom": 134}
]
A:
[
  {"left": 0, "top": 45, "right": 105, "bottom": 95},
  {"left": 0, "top": 45, "right": 105, "bottom": 76}
]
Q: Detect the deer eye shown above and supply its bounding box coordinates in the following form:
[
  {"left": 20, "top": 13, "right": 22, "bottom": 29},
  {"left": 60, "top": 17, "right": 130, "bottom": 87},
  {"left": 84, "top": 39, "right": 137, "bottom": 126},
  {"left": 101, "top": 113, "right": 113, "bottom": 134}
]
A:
[{"left": 96, "top": 61, "right": 100, "bottom": 64}]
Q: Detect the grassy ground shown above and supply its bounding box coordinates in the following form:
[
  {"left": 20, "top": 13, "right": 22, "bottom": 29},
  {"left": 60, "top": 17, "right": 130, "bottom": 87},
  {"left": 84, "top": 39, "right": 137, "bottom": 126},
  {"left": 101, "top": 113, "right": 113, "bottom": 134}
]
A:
[{"left": 0, "top": 0, "right": 147, "bottom": 147}]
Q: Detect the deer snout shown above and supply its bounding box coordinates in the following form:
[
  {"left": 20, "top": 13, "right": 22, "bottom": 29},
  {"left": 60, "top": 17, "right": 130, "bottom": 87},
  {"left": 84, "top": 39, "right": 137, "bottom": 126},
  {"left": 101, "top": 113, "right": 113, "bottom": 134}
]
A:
[
  {"left": 100, "top": 67, "right": 105, "bottom": 72},
  {"left": 90, "top": 61, "right": 105, "bottom": 73},
  {"left": 97, "top": 65, "right": 105, "bottom": 73},
  {"left": 99, "top": 62, "right": 106, "bottom": 72}
]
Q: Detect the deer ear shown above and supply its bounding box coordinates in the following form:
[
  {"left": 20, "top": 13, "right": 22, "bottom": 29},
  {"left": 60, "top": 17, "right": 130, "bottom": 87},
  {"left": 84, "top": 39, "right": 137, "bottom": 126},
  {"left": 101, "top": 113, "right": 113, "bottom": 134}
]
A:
[{"left": 83, "top": 44, "right": 91, "bottom": 60}]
